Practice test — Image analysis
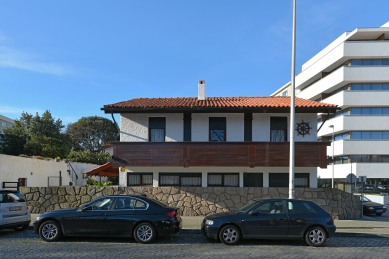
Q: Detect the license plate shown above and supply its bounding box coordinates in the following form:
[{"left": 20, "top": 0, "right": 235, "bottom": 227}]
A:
[
  {"left": 9, "top": 206, "right": 22, "bottom": 211},
  {"left": 376, "top": 210, "right": 383, "bottom": 213}
]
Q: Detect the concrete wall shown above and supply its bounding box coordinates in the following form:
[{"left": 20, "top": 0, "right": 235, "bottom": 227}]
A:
[
  {"left": 20, "top": 186, "right": 361, "bottom": 220},
  {"left": 0, "top": 154, "right": 102, "bottom": 187}
]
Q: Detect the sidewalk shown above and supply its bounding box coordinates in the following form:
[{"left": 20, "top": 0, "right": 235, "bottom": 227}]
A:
[{"left": 30, "top": 214, "right": 389, "bottom": 237}]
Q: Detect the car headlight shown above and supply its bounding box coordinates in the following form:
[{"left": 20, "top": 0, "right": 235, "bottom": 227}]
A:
[
  {"left": 36, "top": 216, "right": 42, "bottom": 221},
  {"left": 383, "top": 206, "right": 387, "bottom": 209},
  {"left": 368, "top": 207, "right": 375, "bottom": 210},
  {"left": 205, "top": 219, "right": 214, "bottom": 225}
]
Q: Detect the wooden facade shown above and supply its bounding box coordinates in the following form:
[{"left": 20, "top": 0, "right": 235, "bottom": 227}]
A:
[{"left": 109, "top": 142, "right": 330, "bottom": 169}]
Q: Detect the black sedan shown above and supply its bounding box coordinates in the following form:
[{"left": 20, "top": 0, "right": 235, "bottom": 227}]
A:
[
  {"left": 360, "top": 196, "right": 387, "bottom": 215},
  {"left": 33, "top": 194, "right": 181, "bottom": 243},
  {"left": 201, "top": 198, "right": 336, "bottom": 247}
]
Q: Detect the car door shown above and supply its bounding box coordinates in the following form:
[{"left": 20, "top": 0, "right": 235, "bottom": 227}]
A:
[
  {"left": 106, "top": 197, "right": 143, "bottom": 235},
  {"left": 243, "top": 200, "right": 288, "bottom": 238},
  {"left": 70, "top": 197, "right": 114, "bottom": 235},
  {"left": 286, "top": 200, "right": 317, "bottom": 237}
]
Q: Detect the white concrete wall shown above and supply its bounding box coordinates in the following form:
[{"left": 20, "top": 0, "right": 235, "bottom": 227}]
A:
[
  {"left": 120, "top": 113, "right": 184, "bottom": 142},
  {"left": 318, "top": 163, "right": 389, "bottom": 179},
  {"left": 326, "top": 140, "right": 389, "bottom": 156},
  {"left": 323, "top": 91, "right": 389, "bottom": 108},
  {"left": 0, "top": 154, "right": 101, "bottom": 187},
  {"left": 119, "top": 166, "right": 317, "bottom": 188}
]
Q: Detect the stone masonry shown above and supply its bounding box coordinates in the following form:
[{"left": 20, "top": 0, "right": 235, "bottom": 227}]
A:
[{"left": 20, "top": 186, "right": 361, "bottom": 219}]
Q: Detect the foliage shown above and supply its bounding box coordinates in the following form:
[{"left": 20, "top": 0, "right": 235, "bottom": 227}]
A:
[
  {"left": 0, "top": 111, "right": 69, "bottom": 158},
  {"left": 65, "top": 116, "right": 119, "bottom": 152},
  {"left": 66, "top": 150, "right": 111, "bottom": 165},
  {"left": 86, "top": 178, "right": 112, "bottom": 187},
  {"left": 108, "top": 176, "right": 119, "bottom": 185}
]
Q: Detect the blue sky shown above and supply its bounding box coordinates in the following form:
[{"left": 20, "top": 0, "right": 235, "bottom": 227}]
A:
[{"left": 1, "top": 0, "right": 388, "bottom": 125}]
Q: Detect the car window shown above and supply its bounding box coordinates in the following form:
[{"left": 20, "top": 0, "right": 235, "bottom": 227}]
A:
[
  {"left": 131, "top": 199, "right": 148, "bottom": 210},
  {"left": 253, "top": 201, "right": 284, "bottom": 214},
  {"left": 287, "top": 201, "right": 315, "bottom": 214},
  {"left": 237, "top": 200, "right": 257, "bottom": 212},
  {"left": 85, "top": 197, "right": 114, "bottom": 210},
  {"left": 113, "top": 197, "right": 148, "bottom": 210},
  {"left": 2, "top": 192, "right": 24, "bottom": 203}
]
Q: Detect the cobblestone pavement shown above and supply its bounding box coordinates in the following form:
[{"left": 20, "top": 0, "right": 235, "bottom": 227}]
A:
[{"left": 1, "top": 230, "right": 389, "bottom": 259}]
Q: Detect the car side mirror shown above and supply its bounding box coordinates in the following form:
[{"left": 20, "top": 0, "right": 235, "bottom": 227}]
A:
[{"left": 249, "top": 210, "right": 259, "bottom": 216}]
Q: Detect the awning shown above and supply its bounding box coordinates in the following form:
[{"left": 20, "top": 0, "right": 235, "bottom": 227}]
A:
[{"left": 85, "top": 162, "right": 119, "bottom": 177}]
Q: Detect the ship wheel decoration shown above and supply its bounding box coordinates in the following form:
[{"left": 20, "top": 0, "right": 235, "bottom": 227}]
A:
[{"left": 295, "top": 120, "right": 312, "bottom": 137}]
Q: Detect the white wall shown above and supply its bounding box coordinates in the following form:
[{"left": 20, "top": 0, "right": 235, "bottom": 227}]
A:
[
  {"left": 0, "top": 154, "right": 100, "bottom": 187},
  {"left": 119, "top": 166, "right": 317, "bottom": 188},
  {"left": 318, "top": 163, "right": 389, "bottom": 179}
]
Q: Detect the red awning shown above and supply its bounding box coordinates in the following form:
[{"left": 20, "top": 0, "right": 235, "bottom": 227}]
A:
[{"left": 85, "top": 162, "right": 119, "bottom": 177}]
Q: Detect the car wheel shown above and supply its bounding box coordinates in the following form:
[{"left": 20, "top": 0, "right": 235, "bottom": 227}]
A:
[
  {"left": 133, "top": 222, "right": 156, "bottom": 244},
  {"left": 219, "top": 225, "right": 241, "bottom": 245},
  {"left": 14, "top": 224, "right": 29, "bottom": 231},
  {"left": 305, "top": 226, "right": 327, "bottom": 247},
  {"left": 39, "top": 220, "right": 62, "bottom": 242}
]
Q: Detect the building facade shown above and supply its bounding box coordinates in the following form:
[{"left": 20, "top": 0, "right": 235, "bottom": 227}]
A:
[
  {"left": 102, "top": 81, "right": 337, "bottom": 188},
  {"left": 0, "top": 114, "right": 15, "bottom": 133},
  {"left": 272, "top": 21, "right": 389, "bottom": 190}
]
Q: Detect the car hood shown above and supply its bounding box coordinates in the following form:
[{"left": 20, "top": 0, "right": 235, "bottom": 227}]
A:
[
  {"left": 363, "top": 201, "right": 385, "bottom": 207},
  {"left": 39, "top": 208, "right": 79, "bottom": 216},
  {"left": 205, "top": 211, "right": 239, "bottom": 220}
]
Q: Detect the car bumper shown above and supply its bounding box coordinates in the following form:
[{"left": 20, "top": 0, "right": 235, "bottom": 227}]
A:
[
  {"left": 326, "top": 224, "right": 336, "bottom": 237},
  {"left": 201, "top": 221, "right": 219, "bottom": 239},
  {"left": 156, "top": 217, "right": 182, "bottom": 236}
]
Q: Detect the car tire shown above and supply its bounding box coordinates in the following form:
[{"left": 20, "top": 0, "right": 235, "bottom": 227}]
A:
[
  {"left": 219, "top": 225, "right": 241, "bottom": 245},
  {"left": 14, "top": 224, "right": 29, "bottom": 231},
  {"left": 305, "top": 226, "right": 327, "bottom": 247},
  {"left": 39, "top": 220, "right": 62, "bottom": 242},
  {"left": 133, "top": 222, "right": 156, "bottom": 244}
]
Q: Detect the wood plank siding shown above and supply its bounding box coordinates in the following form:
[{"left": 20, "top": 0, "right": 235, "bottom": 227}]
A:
[{"left": 109, "top": 142, "right": 330, "bottom": 169}]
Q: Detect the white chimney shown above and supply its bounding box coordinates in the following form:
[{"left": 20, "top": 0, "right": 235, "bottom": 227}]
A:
[{"left": 198, "top": 80, "right": 205, "bottom": 100}]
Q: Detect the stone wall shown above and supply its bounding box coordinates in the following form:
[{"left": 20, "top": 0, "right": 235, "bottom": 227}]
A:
[{"left": 20, "top": 186, "right": 361, "bottom": 219}]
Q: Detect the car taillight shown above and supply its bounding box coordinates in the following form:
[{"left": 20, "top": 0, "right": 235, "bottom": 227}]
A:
[
  {"left": 167, "top": 210, "right": 177, "bottom": 218},
  {"left": 329, "top": 213, "right": 334, "bottom": 223}
]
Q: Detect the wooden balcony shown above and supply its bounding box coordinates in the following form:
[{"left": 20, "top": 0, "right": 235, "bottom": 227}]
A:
[{"left": 108, "top": 142, "right": 330, "bottom": 169}]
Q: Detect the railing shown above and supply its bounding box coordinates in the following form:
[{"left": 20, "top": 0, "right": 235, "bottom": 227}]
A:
[{"left": 2, "top": 182, "right": 20, "bottom": 190}]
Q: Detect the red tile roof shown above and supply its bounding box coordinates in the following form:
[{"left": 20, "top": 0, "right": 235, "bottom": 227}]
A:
[{"left": 103, "top": 96, "right": 337, "bottom": 109}]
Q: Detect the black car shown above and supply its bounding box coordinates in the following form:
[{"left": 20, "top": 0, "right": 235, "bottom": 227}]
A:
[
  {"left": 201, "top": 198, "right": 336, "bottom": 247},
  {"left": 33, "top": 194, "right": 182, "bottom": 243},
  {"left": 360, "top": 196, "right": 387, "bottom": 215}
]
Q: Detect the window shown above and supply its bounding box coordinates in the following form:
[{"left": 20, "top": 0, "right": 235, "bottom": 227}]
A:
[
  {"left": 159, "top": 173, "right": 202, "bottom": 187},
  {"left": 149, "top": 117, "right": 166, "bottom": 142},
  {"left": 282, "top": 90, "right": 288, "bottom": 96},
  {"left": 269, "top": 173, "right": 309, "bottom": 187},
  {"left": 351, "top": 83, "right": 389, "bottom": 91},
  {"left": 208, "top": 173, "right": 239, "bottom": 187},
  {"left": 84, "top": 197, "right": 115, "bottom": 210},
  {"left": 351, "top": 131, "right": 389, "bottom": 139},
  {"left": 114, "top": 197, "right": 148, "bottom": 210},
  {"left": 253, "top": 200, "right": 284, "bottom": 214},
  {"left": 127, "top": 173, "right": 153, "bottom": 186},
  {"left": 183, "top": 113, "right": 191, "bottom": 141},
  {"left": 351, "top": 59, "right": 389, "bottom": 66},
  {"left": 209, "top": 117, "right": 226, "bottom": 142},
  {"left": 244, "top": 113, "right": 252, "bottom": 141},
  {"left": 243, "top": 173, "right": 263, "bottom": 187},
  {"left": 270, "top": 117, "right": 287, "bottom": 142},
  {"left": 1, "top": 122, "right": 6, "bottom": 127},
  {"left": 287, "top": 201, "right": 315, "bottom": 214}
]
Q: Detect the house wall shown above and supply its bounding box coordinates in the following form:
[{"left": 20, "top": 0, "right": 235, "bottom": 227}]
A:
[
  {"left": 0, "top": 154, "right": 101, "bottom": 187},
  {"left": 120, "top": 113, "right": 318, "bottom": 142},
  {"left": 119, "top": 166, "right": 317, "bottom": 188},
  {"left": 20, "top": 186, "right": 361, "bottom": 219}
]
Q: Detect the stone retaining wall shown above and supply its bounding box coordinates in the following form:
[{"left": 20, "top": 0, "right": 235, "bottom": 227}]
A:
[{"left": 20, "top": 186, "right": 361, "bottom": 219}]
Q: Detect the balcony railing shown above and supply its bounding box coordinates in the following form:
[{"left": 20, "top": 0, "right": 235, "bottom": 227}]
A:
[{"left": 108, "top": 141, "right": 330, "bottom": 169}]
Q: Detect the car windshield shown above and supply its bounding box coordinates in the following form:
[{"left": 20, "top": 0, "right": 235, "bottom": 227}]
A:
[
  {"left": 236, "top": 200, "right": 258, "bottom": 212},
  {"left": 360, "top": 196, "right": 371, "bottom": 202}
]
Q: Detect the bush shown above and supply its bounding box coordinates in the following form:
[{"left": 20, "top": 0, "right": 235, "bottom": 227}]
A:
[{"left": 86, "top": 178, "right": 112, "bottom": 187}]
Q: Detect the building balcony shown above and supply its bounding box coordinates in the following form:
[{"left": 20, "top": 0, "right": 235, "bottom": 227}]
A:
[
  {"left": 323, "top": 90, "right": 389, "bottom": 108},
  {"left": 318, "top": 162, "right": 389, "bottom": 179},
  {"left": 327, "top": 140, "right": 389, "bottom": 156},
  {"left": 107, "top": 141, "right": 330, "bottom": 169}
]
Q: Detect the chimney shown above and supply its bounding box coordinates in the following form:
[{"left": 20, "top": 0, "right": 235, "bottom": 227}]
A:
[{"left": 198, "top": 80, "right": 205, "bottom": 100}]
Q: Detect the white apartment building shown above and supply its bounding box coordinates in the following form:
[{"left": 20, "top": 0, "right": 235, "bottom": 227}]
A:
[
  {"left": 0, "top": 114, "right": 15, "bottom": 133},
  {"left": 272, "top": 21, "right": 389, "bottom": 190}
]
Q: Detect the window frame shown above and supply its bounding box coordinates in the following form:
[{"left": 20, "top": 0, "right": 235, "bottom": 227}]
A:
[
  {"left": 208, "top": 173, "right": 239, "bottom": 187},
  {"left": 127, "top": 173, "right": 153, "bottom": 187},
  {"left": 159, "top": 173, "right": 202, "bottom": 187},
  {"left": 209, "top": 117, "right": 226, "bottom": 142},
  {"left": 148, "top": 117, "right": 166, "bottom": 142},
  {"left": 270, "top": 117, "right": 287, "bottom": 142}
]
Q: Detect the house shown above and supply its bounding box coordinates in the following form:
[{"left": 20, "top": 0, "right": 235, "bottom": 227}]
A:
[
  {"left": 101, "top": 81, "right": 337, "bottom": 188},
  {"left": 271, "top": 21, "right": 389, "bottom": 191},
  {"left": 0, "top": 114, "right": 15, "bottom": 133}
]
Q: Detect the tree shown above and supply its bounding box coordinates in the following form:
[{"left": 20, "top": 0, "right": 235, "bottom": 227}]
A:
[
  {"left": 0, "top": 111, "right": 69, "bottom": 158},
  {"left": 66, "top": 150, "right": 111, "bottom": 165},
  {"left": 65, "top": 116, "right": 119, "bottom": 152}
]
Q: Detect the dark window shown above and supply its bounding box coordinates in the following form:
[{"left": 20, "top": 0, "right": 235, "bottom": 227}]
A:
[
  {"left": 269, "top": 173, "right": 309, "bottom": 187},
  {"left": 253, "top": 200, "right": 284, "bottom": 214},
  {"left": 243, "top": 173, "right": 263, "bottom": 187},
  {"left": 159, "top": 173, "right": 202, "bottom": 187},
  {"left": 149, "top": 117, "right": 166, "bottom": 142},
  {"left": 209, "top": 117, "right": 226, "bottom": 142},
  {"left": 287, "top": 201, "right": 315, "bottom": 214},
  {"left": 208, "top": 173, "right": 239, "bottom": 187},
  {"left": 183, "top": 113, "right": 191, "bottom": 141},
  {"left": 270, "top": 117, "right": 287, "bottom": 142},
  {"left": 295, "top": 173, "right": 309, "bottom": 187},
  {"left": 244, "top": 113, "right": 252, "bottom": 141},
  {"left": 127, "top": 173, "right": 153, "bottom": 186}
]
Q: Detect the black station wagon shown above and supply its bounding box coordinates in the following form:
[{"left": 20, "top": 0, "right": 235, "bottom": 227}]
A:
[
  {"left": 34, "top": 194, "right": 181, "bottom": 243},
  {"left": 201, "top": 198, "right": 336, "bottom": 247}
]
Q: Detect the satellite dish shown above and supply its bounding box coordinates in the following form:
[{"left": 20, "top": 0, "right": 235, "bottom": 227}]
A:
[{"left": 346, "top": 174, "right": 356, "bottom": 184}]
